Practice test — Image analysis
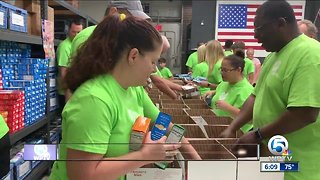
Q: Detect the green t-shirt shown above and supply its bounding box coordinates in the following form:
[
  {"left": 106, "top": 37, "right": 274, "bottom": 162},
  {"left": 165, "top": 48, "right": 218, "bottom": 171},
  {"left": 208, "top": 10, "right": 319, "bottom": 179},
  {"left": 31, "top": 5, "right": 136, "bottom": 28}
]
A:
[
  {"left": 186, "top": 51, "right": 198, "bottom": 69},
  {"left": 211, "top": 78, "right": 253, "bottom": 132},
  {"left": 49, "top": 74, "right": 160, "bottom": 180},
  {"left": 253, "top": 34, "right": 320, "bottom": 180},
  {"left": 160, "top": 67, "right": 173, "bottom": 79},
  {"left": 192, "top": 62, "right": 210, "bottom": 95},
  {"left": 70, "top": 25, "right": 97, "bottom": 64},
  {"left": 57, "top": 37, "right": 72, "bottom": 95},
  {"left": 207, "top": 59, "right": 223, "bottom": 85},
  {"left": 224, "top": 50, "right": 233, "bottom": 56},
  {"left": 243, "top": 58, "right": 255, "bottom": 79},
  {"left": 0, "top": 115, "right": 9, "bottom": 138},
  {"left": 57, "top": 37, "right": 72, "bottom": 67}
]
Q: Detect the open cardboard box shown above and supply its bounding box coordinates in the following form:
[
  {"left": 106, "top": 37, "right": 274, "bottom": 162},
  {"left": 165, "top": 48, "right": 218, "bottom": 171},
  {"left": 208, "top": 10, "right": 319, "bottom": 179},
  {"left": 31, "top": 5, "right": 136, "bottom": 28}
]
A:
[
  {"left": 188, "top": 139, "right": 236, "bottom": 160},
  {"left": 171, "top": 115, "right": 196, "bottom": 124},
  {"left": 201, "top": 116, "right": 232, "bottom": 125},
  {"left": 161, "top": 99, "right": 184, "bottom": 104},
  {"left": 183, "top": 99, "right": 206, "bottom": 104},
  {"left": 126, "top": 159, "right": 184, "bottom": 180},
  {"left": 161, "top": 104, "right": 189, "bottom": 109},
  {"left": 180, "top": 125, "right": 207, "bottom": 138},
  {"left": 204, "top": 125, "right": 243, "bottom": 138},
  {"left": 161, "top": 109, "right": 187, "bottom": 116},
  {"left": 184, "top": 109, "right": 216, "bottom": 116},
  {"left": 187, "top": 104, "right": 210, "bottom": 109}
]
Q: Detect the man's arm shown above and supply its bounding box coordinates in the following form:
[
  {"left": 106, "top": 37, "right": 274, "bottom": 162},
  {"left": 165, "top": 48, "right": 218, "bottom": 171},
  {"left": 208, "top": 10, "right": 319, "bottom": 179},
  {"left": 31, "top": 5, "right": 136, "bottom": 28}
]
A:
[
  {"left": 150, "top": 75, "right": 178, "bottom": 99},
  {"left": 220, "top": 94, "right": 255, "bottom": 137},
  {"left": 259, "top": 107, "right": 319, "bottom": 139}
]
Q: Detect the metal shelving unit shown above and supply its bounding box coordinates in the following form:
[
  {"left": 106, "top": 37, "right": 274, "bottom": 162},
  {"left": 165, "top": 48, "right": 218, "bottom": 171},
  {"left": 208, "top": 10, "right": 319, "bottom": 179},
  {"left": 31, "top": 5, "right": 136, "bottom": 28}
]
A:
[
  {"left": 24, "top": 161, "right": 54, "bottom": 180},
  {"left": 49, "top": 0, "right": 98, "bottom": 27},
  {"left": 9, "top": 116, "right": 49, "bottom": 145},
  {"left": 0, "top": 29, "right": 43, "bottom": 45}
]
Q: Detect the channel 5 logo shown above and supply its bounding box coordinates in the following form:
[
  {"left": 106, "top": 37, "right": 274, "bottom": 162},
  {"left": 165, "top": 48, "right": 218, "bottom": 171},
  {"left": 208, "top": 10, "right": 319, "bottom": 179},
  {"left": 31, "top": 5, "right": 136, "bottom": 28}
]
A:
[{"left": 268, "top": 135, "right": 289, "bottom": 156}]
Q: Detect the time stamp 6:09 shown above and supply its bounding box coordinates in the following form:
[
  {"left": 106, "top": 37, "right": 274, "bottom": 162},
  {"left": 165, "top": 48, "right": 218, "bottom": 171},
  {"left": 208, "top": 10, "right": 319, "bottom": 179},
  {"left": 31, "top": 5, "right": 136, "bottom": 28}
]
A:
[{"left": 260, "top": 162, "right": 299, "bottom": 172}]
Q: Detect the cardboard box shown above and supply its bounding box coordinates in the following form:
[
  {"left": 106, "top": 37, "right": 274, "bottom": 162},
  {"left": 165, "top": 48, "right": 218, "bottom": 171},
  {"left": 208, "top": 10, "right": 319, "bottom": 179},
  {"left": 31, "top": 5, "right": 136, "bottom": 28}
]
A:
[
  {"left": 171, "top": 115, "right": 196, "bottom": 124},
  {"left": 23, "top": 0, "right": 40, "bottom": 13},
  {"left": 129, "top": 116, "right": 151, "bottom": 152},
  {"left": 127, "top": 161, "right": 183, "bottom": 180},
  {"left": 188, "top": 139, "right": 236, "bottom": 160},
  {"left": 27, "top": 5, "right": 41, "bottom": 36},
  {"left": 47, "top": 6, "right": 54, "bottom": 27}
]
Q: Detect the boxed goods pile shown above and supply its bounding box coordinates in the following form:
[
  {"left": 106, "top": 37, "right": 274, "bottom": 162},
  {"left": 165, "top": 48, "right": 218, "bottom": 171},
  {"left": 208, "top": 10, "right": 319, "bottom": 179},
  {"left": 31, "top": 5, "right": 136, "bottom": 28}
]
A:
[{"left": 0, "top": 90, "right": 24, "bottom": 133}]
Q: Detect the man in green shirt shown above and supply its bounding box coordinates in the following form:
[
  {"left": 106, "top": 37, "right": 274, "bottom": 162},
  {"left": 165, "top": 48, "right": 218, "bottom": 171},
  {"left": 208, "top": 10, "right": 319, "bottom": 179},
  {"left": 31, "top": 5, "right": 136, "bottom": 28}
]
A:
[
  {"left": 158, "top": 57, "right": 173, "bottom": 79},
  {"left": 0, "top": 115, "right": 10, "bottom": 179},
  {"left": 56, "top": 19, "right": 83, "bottom": 106},
  {"left": 221, "top": 1, "right": 320, "bottom": 179}
]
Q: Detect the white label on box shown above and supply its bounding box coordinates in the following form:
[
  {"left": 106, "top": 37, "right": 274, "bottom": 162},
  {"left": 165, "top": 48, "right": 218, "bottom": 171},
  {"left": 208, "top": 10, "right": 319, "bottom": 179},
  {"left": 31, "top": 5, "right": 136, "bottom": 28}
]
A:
[
  {"left": 0, "top": 12, "right": 4, "bottom": 26},
  {"left": 19, "top": 161, "right": 30, "bottom": 177},
  {"left": 50, "top": 98, "right": 57, "bottom": 106},
  {"left": 50, "top": 79, "right": 56, "bottom": 87},
  {"left": 190, "top": 116, "right": 208, "bottom": 126},
  {"left": 12, "top": 13, "right": 24, "bottom": 26},
  {"left": 127, "top": 168, "right": 182, "bottom": 180}
]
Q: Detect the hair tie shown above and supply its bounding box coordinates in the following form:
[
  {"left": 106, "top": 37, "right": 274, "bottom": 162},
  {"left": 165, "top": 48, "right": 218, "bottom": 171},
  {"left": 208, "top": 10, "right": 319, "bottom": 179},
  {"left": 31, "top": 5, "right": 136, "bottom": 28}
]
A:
[{"left": 119, "top": 13, "right": 126, "bottom": 21}]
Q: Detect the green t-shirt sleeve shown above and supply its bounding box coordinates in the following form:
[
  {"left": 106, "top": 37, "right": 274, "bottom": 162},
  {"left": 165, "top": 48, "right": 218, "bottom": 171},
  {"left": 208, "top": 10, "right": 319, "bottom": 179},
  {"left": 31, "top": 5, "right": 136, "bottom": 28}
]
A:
[
  {"left": 287, "top": 62, "right": 320, "bottom": 108},
  {"left": 64, "top": 95, "right": 114, "bottom": 154},
  {"left": 160, "top": 67, "right": 173, "bottom": 79},
  {"left": 140, "top": 88, "right": 160, "bottom": 122},
  {"left": 165, "top": 67, "right": 173, "bottom": 78},
  {"left": 191, "top": 64, "right": 201, "bottom": 78},
  {"left": 57, "top": 42, "right": 71, "bottom": 67},
  {"left": 247, "top": 60, "right": 255, "bottom": 74},
  {"left": 70, "top": 35, "right": 89, "bottom": 63},
  {"left": 186, "top": 52, "right": 197, "bottom": 68}
]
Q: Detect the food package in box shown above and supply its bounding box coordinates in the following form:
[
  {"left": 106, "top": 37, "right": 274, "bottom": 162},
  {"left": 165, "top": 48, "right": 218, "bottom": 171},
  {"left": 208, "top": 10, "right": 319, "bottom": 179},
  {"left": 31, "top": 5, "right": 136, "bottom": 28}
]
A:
[{"left": 10, "top": 149, "right": 32, "bottom": 180}]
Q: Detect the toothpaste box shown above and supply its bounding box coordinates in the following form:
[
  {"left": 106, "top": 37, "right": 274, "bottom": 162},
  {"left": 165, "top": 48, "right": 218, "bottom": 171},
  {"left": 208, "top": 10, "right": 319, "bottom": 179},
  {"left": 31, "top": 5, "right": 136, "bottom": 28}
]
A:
[
  {"left": 150, "top": 112, "right": 172, "bottom": 141},
  {"left": 129, "top": 116, "right": 151, "bottom": 152}
]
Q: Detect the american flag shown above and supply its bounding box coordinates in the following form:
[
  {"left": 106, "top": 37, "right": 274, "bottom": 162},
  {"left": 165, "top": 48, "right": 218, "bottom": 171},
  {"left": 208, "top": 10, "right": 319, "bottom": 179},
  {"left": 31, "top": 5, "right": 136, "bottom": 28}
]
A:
[{"left": 215, "top": 1, "right": 305, "bottom": 57}]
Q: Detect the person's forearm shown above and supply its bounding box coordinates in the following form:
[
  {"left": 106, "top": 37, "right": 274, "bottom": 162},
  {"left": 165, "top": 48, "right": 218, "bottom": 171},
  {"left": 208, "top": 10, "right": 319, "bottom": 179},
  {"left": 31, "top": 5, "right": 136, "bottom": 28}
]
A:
[
  {"left": 224, "top": 105, "right": 240, "bottom": 119},
  {"left": 209, "top": 83, "right": 218, "bottom": 89},
  {"left": 229, "top": 94, "right": 255, "bottom": 131},
  {"left": 68, "top": 151, "right": 148, "bottom": 180},
  {"left": 180, "top": 137, "right": 201, "bottom": 160},
  {"left": 248, "top": 73, "right": 254, "bottom": 84},
  {"left": 259, "top": 107, "right": 319, "bottom": 140},
  {"left": 150, "top": 75, "right": 178, "bottom": 99},
  {"left": 162, "top": 78, "right": 183, "bottom": 91}
]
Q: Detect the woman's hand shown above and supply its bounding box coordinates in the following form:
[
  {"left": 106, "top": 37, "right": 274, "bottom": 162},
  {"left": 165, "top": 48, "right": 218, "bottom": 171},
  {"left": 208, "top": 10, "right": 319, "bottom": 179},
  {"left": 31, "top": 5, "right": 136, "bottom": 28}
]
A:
[
  {"left": 140, "top": 132, "right": 181, "bottom": 163},
  {"left": 215, "top": 100, "right": 232, "bottom": 111}
]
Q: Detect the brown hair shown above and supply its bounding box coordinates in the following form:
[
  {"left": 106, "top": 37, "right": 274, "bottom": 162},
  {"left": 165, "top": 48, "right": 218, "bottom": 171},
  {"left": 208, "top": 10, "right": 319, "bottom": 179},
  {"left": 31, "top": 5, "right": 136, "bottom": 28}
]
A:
[{"left": 66, "top": 15, "right": 162, "bottom": 92}]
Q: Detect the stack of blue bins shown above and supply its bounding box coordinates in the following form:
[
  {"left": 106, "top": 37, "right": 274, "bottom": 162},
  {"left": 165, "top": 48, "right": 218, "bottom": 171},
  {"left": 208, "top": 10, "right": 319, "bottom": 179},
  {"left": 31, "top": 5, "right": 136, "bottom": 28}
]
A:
[{"left": 0, "top": 40, "right": 48, "bottom": 127}]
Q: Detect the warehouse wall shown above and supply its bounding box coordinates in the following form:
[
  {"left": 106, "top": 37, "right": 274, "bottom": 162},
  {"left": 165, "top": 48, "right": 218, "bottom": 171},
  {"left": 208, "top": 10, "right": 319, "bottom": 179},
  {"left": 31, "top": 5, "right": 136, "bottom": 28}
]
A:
[
  {"left": 190, "top": 0, "right": 217, "bottom": 50},
  {"left": 79, "top": 0, "right": 108, "bottom": 22}
]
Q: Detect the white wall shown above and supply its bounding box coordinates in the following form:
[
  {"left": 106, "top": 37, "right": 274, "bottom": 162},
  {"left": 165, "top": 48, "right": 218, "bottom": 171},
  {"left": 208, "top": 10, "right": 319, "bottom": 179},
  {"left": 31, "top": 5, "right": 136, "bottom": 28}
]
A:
[{"left": 79, "top": 0, "right": 109, "bottom": 22}]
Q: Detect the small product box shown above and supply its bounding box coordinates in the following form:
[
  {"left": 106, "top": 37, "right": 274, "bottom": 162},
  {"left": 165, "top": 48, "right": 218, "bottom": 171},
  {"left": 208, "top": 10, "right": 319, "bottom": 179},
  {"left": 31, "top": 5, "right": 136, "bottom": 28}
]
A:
[
  {"left": 150, "top": 112, "right": 172, "bottom": 141},
  {"left": 129, "top": 116, "right": 151, "bottom": 152}
]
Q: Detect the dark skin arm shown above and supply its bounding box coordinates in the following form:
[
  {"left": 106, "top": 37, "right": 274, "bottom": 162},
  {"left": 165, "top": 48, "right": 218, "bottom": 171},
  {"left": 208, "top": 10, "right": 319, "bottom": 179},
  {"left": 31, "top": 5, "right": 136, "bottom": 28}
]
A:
[{"left": 233, "top": 107, "right": 319, "bottom": 156}]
